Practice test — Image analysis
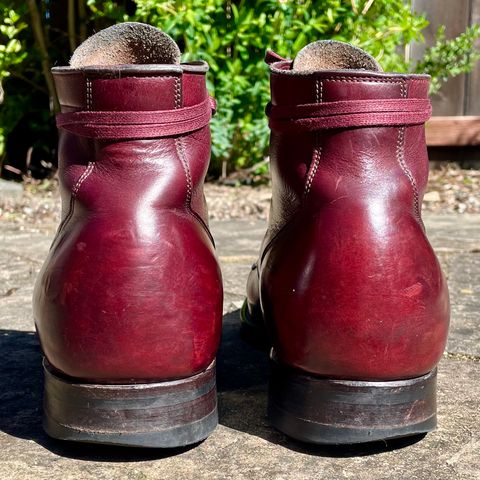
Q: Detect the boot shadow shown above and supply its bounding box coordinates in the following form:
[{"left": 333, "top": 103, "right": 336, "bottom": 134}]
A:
[
  {"left": 0, "top": 313, "right": 425, "bottom": 460},
  {"left": 0, "top": 330, "right": 44, "bottom": 441},
  {"left": 0, "top": 329, "right": 201, "bottom": 461},
  {"left": 217, "top": 310, "right": 427, "bottom": 458}
]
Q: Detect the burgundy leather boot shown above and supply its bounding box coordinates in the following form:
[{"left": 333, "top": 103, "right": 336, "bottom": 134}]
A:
[
  {"left": 33, "top": 23, "right": 223, "bottom": 447},
  {"left": 243, "top": 41, "right": 450, "bottom": 444}
]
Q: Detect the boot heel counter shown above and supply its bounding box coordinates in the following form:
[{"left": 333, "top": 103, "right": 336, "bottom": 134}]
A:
[
  {"left": 261, "top": 209, "right": 449, "bottom": 380},
  {"left": 34, "top": 211, "right": 222, "bottom": 382}
]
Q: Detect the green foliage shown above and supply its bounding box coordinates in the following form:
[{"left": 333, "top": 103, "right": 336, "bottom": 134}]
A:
[
  {"left": 1, "top": 0, "right": 480, "bottom": 177},
  {"left": 91, "top": 0, "right": 430, "bottom": 172},
  {"left": 0, "top": 5, "right": 26, "bottom": 79},
  {"left": 86, "top": 0, "right": 129, "bottom": 22},
  {"left": 88, "top": 0, "right": 480, "bottom": 174},
  {"left": 415, "top": 24, "right": 480, "bottom": 94},
  {"left": 0, "top": 3, "right": 27, "bottom": 155}
]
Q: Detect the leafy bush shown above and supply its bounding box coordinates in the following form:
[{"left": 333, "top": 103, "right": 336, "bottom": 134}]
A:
[
  {"left": 1, "top": 0, "right": 480, "bottom": 178},
  {"left": 0, "top": 5, "right": 27, "bottom": 155},
  {"left": 415, "top": 24, "right": 480, "bottom": 94}
]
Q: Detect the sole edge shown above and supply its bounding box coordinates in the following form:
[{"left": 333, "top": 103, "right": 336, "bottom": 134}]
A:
[
  {"left": 43, "top": 359, "right": 218, "bottom": 448},
  {"left": 268, "top": 361, "right": 437, "bottom": 445}
]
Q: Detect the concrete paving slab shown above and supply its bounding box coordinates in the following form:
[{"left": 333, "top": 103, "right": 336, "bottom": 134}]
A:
[
  {"left": 0, "top": 213, "right": 478, "bottom": 479},
  {"left": 0, "top": 179, "right": 23, "bottom": 202},
  {"left": 446, "top": 253, "right": 480, "bottom": 356}
]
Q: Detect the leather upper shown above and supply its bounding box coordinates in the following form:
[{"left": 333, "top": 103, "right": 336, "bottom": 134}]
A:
[
  {"left": 247, "top": 60, "right": 450, "bottom": 381},
  {"left": 33, "top": 63, "right": 223, "bottom": 382}
]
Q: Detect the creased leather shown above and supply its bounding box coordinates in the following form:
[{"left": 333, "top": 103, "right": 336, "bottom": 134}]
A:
[
  {"left": 33, "top": 64, "right": 223, "bottom": 383},
  {"left": 247, "top": 66, "right": 450, "bottom": 381}
]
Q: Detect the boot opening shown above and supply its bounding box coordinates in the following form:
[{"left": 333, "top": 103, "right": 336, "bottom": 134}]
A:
[
  {"left": 70, "top": 22, "right": 181, "bottom": 68},
  {"left": 292, "top": 40, "right": 382, "bottom": 72}
]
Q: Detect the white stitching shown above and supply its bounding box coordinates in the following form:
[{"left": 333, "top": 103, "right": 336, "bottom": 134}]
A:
[
  {"left": 174, "top": 76, "right": 181, "bottom": 108},
  {"left": 176, "top": 137, "right": 193, "bottom": 203},
  {"left": 120, "top": 75, "right": 179, "bottom": 80},
  {"left": 314, "top": 79, "right": 323, "bottom": 103},
  {"left": 304, "top": 143, "right": 321, "bottom": 198},
  {"left": 173, "top": 76, "right": 193, "bottom": 205},
  {"left": 86, "top": 78, "right": 92, "bottom": 110},
  {"left": 396, "top": 126, "right": 419, "bottom": 214},
  {"left": 321, "top": 77, "right": 404, "bottom": 84},
  {"left": 49, "top": 162, "right": 95, "bottom": 247},
  {"left": 395, "top": 81, "right": 420, "bottom": 220},
  {"left": 306, "top": 80, "right": 322, "bottom": 198},
  {"left": 269, "top": 67, "right": 429, "bottom": 85},
  {"left": 116, "top": 75, "right": 182, "bottom": 81},
  {"left": 409, "top": 78, "right": 428, "bottom": 84},
  {"left": 85, "top": 75, "right": 181, "bottom": 109},
  {"left": 72, "top": 162, "right": 95, "bottom": 196},
  {"left": 86, "top": 74, "right": 181, "bottom": 80}
]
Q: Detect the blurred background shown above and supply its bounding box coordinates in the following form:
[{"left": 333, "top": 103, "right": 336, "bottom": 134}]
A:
[{"left": 0, "top": 0, "right": 479, "bottom": 222}]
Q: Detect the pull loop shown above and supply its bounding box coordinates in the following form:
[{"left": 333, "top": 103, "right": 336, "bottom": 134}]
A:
[
  {"left": 265, "top": 50, "right": 288, "bottom": 65},
  {"left": 267, "top": 98, "right": 432, "bottom": 132},
  {"left": 56, "top": 96, "right": 216, "bottom": 139}
]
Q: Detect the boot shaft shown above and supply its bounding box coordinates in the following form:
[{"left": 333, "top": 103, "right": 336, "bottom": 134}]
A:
[
  {"left": 247, "top": 45, "right": 449, "bottom": 381},
  {"left": 34, "top": 25, "right": 223, "bottom": 383},
  {"left": 53, "top": 63, "right": 213, "bottom": 229},
  {"left": 267, "top": 59, "right": 431, "bottom": 230}
]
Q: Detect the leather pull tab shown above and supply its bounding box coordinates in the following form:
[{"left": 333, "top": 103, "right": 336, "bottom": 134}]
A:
[
  {"left": 56, "top": 97, "right": 213, "bottom": 139},
  {"left": 265, "top": 50, "right": 287, "bottom": 65}
]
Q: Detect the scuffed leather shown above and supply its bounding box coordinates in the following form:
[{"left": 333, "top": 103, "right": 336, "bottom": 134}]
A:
[
  {"left": 247, "top": 64, "right": 450, "bottom": 381},
  {"left": 33, "top": 63, "right": 223, "bottom": 383}
]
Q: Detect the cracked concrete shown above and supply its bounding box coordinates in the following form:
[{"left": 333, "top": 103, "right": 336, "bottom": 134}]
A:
[{"left": 0, "top": 213, "right": 479, "bottom": 479}]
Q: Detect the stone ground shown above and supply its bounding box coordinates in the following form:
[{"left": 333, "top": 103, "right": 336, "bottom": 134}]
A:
[{"left": 0, "top": 210, "right": 479, "bottom": 479}]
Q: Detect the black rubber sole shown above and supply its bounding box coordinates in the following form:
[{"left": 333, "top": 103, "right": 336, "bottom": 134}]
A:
[
  {"left": 268, "top": 359, "right": 437, "bottom": 445},
  {"left": 43, "top": 359, "right": 218, "bottom": 448}
]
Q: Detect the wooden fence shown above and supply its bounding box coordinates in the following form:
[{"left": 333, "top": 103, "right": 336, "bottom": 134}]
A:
[{"left": 412, "top": 0, "right": 480, "bottom": 146}]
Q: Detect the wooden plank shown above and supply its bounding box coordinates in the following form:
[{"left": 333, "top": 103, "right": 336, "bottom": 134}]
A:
[
  {"left": 465, "top": 0, "right": 480, "bottom": 115},
  {"left": 425, "top": 116, "right": 480, "bottom": 146},
  {"left": 411, "top": 0, "right": 470, "bottom": 116}
]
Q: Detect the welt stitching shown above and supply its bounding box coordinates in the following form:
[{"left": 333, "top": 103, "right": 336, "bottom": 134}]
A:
[
  {"left": 396, "top": 81, "right": 420, "bottom": 220},
  {"left": 72, "top": 161, "right": 95, "bottom": 196}
]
